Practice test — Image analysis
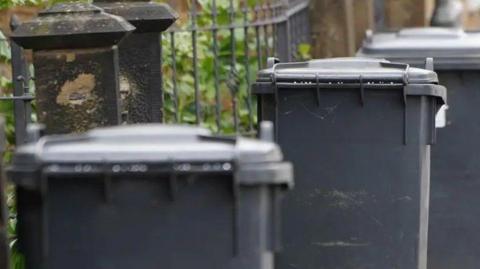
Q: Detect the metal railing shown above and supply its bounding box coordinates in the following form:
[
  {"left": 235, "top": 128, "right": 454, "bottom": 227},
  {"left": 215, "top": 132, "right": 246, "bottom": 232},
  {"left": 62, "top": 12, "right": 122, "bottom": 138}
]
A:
[
  {"left": 2, "top": 0, "right": 311, "bottom": 146},
  {"left": 161, "top": 0, "right": 310, "bottom": 134},
  {"left": 1, "top": 16, "right": 33, "bottom": 146}
]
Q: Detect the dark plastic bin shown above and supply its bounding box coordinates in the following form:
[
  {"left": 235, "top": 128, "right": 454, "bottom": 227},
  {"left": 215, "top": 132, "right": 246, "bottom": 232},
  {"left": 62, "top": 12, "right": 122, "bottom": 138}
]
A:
[
  {"left": 253, "top": 57, "right": 446, "bottom": 269},
  {"left": 8, "top": 124, "right": 293, "bottom": 269},
  {"left": 358, "top": 28, "right": 480, "bottom": 269}
]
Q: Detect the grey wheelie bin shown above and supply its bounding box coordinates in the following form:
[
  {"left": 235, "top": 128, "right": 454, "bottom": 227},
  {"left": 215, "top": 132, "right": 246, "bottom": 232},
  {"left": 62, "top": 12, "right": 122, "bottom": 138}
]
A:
[
  {"left": 358, "top": 28, "right": 480, "bottom": 269},
  {"left": 8, "top": 124, "right": 293, "bottom": 269},
  {"left": 253, "top": 57, "right": 446, "bottom": 269}
]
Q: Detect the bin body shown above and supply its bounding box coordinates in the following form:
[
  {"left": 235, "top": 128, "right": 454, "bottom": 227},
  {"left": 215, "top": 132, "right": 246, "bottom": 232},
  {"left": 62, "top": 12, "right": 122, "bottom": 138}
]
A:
[
  {"left": 358, "top": 28, "right": 480, "bottom": 269},
  {"left": 253, "top": 58, "right": 446, "bottom": 269},
  {"left": 9, "top": 125, "right": 293, "bottom": 269}
]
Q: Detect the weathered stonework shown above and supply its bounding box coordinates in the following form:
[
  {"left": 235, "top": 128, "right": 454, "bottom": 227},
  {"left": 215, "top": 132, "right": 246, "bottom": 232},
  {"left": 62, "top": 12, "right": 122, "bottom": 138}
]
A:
[
  {"left": 11, "top": 3, "right": 134, "bottom": 134},
  {"left": 34, "top": 48, "right": 121, "bottom": 134}
]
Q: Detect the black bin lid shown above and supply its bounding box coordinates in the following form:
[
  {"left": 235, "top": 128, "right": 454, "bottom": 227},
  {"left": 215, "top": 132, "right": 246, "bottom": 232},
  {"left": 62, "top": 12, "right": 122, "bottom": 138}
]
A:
[
  {"left": 357, "top": 28, "right": 480, "bottom": 69},
  {"left": 255, "top": 57, "right": 438, "bottom": 85},
  {"left": 9, "top": 125, "right": 293, "bottom": 189},
  {"left": 253, "top": 57, "right": 446, "bottom": 104}
]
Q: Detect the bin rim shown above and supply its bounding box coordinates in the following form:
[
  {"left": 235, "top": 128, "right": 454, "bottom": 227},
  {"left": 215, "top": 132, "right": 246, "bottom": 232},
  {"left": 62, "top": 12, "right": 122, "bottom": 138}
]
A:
[
  {"left": 253, "top": 57, "right": 439, "bottom": 85},
  {"left": 252, "top": 58, "right": 446, "bottom": 104},
  {"left": 8, "top": 124, "right": 294, "bottom": 188}
]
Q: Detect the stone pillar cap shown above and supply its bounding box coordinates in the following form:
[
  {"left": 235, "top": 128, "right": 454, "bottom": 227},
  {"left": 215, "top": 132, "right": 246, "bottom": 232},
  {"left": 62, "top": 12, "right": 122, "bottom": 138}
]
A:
[
  {"left": 11, "top": 2, "right": 135, "bottom": 50},
  {"left": 94, "top": 1, "right": 178, "bottom": 33}
]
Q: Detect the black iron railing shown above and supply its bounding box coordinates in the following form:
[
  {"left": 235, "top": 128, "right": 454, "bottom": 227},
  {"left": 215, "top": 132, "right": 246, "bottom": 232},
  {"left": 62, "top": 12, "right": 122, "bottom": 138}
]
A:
[
  {"left": 162, "top": 0, "right": 310, "bottom": 134},
  {"left": 2, "top": 0, "right": 311, "bottom": 146}
]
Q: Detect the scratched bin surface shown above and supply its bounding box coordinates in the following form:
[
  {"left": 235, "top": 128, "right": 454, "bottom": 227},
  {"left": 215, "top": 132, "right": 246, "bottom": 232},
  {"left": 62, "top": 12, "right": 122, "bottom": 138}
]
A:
[
  {"left": 357, "top": 27, "right": 480, "bottom": 269},
  {"left": 253, "top": 57, "right": 446, "bottom": 269},
  {"left": 8, "top": 124, "right": 293, "bottom": 269}
]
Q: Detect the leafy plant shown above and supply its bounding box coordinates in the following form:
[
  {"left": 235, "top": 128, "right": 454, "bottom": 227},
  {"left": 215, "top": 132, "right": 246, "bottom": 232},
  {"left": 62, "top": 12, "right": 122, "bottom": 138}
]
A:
[
  {"left": 0, "top": 0, "right": 89, "bottom": 9},
  {"left": 0, "top": 29, "right": 23, "bottom": 269},
  {"left": 161, "top": 0, "right": 288, "bottom": 134}
]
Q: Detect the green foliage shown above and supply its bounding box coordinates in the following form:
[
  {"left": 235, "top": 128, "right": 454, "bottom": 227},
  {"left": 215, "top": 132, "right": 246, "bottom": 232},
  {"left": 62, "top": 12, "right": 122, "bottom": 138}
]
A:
[
  {"left": 0, "top": 0, "right": 89, "bottom": 9},
  {"left": 297, "top": 43, "right": 311, "bottom": 61},
  {"left": 0, "top": 32, "right": 11, "bottom": 61},
  {"left": 7, "top": 184, "right": 24, "bottom": 269},
  {"left": 0, "top": 0, "right": 38, "bottom": 9},
  {"left": 161, "top": 1, "right": 285, "bottom": 134},
  {"left": 0, "top": 31, "right": 17, "bottom": 148}
]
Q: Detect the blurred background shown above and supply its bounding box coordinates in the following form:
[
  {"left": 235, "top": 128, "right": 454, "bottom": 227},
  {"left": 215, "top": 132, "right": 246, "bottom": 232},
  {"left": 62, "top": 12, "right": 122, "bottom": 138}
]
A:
[{"left": 310, "top": 0, "right": 480, "bottom": 58}]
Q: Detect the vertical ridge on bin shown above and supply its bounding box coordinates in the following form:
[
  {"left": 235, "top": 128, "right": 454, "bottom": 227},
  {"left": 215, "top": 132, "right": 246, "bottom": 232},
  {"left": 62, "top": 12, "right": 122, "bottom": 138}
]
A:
[
  {"left": 403, "top": 86, "right": 409, "bottom": 145},
  {"left": 430, "top": 98, "right": 437, "bottom": 145},
  {"left": 271, "top": 187, "right": 283, "bottom": 252},
  {"left": 315, "top": 73, "right": 321, "bottom": 107},
  {"left": 402, "top": 70, "right": 409, "bottom": 145},
  {"left": 40, "top": 172, "right": 48, "bottom": 265},
  {"left": 232, "top": 182, "right": 240, "bottom": 256},
  {"left": 102, "top": 161, "right": 113, "bottom": 203},
  {"left": 168, "top": 164, "right": 178, "bottom": 202},
  {"left": 359, "top": 75, "right": 365, "bottom": 106},
  {"left": 425, "top": 57, "right": 437, "bottom": 146}
]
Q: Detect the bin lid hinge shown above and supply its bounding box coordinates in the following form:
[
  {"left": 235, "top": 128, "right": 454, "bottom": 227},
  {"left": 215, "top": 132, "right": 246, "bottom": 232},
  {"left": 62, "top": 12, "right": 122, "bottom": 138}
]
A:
[{"left": 271, "top": 187, "right": 283, "bottom": 252}]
